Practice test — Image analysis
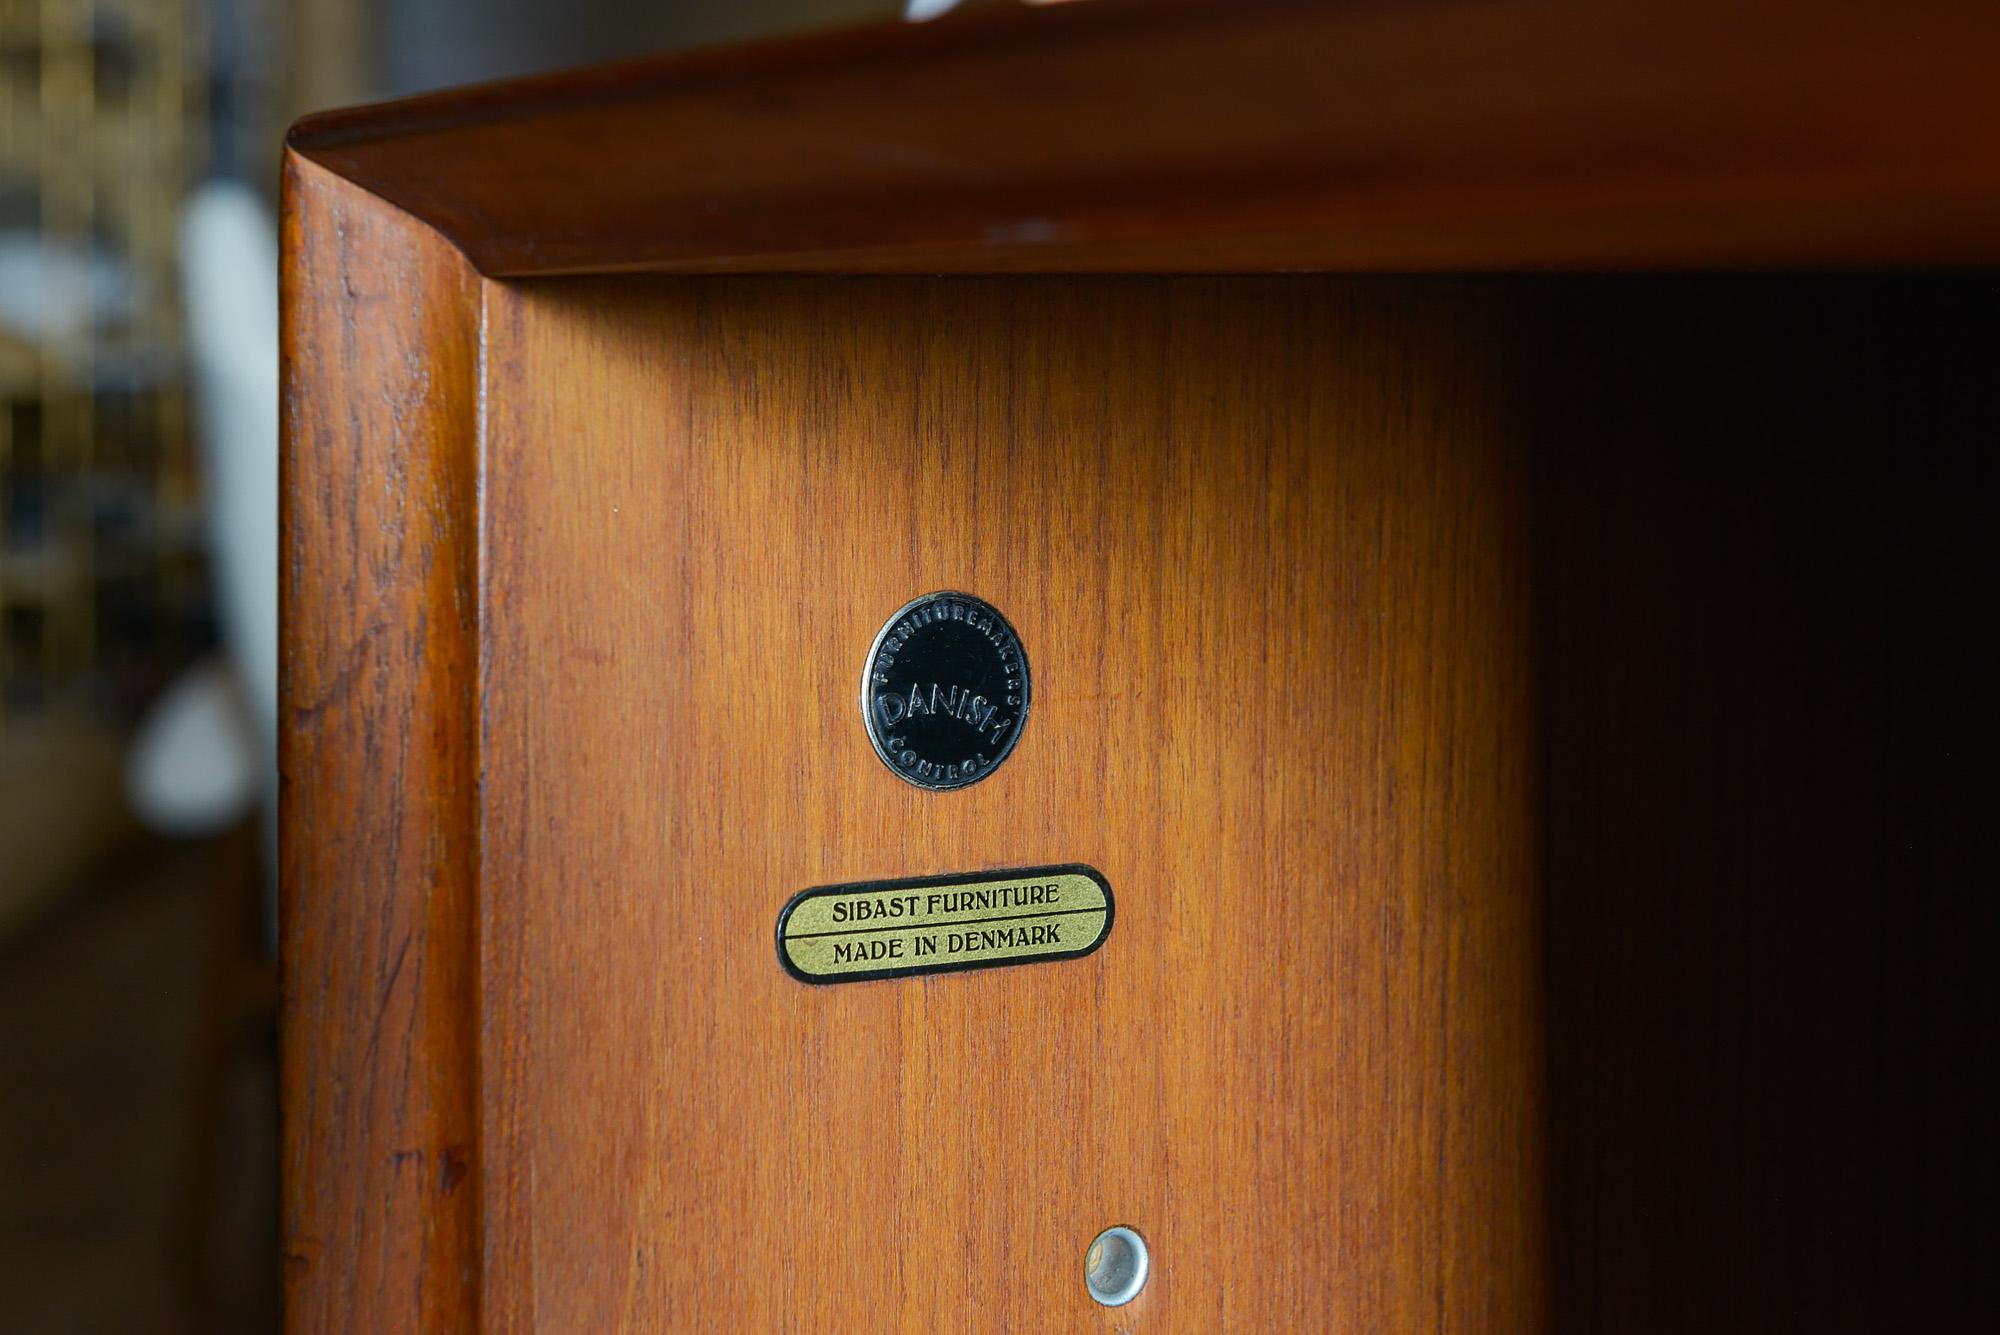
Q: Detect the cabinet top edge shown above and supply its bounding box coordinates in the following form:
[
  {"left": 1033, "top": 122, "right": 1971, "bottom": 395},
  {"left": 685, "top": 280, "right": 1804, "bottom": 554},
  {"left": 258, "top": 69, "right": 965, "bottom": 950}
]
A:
[{"left": 285, "top": 0, "right": 2000, "bottom": 277}]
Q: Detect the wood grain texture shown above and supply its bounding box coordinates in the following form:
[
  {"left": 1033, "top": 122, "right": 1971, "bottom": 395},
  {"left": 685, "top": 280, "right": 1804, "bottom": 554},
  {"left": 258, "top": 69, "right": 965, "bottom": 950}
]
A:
[
  {"left": 277, "top": 12, "right": 2000, "bottom": 1313},
  {"left": 473, "top": 277, "right": 1544, "bottom": 1329},
  {"left": 284, "top": 0, "right": 2000, "bottom": 277},
  {"left": 279, "top": 154, "right": 485, "bottom": 1332},
  {"left": 281, "top": 247, "right": 2000, "bottom": 1328}
]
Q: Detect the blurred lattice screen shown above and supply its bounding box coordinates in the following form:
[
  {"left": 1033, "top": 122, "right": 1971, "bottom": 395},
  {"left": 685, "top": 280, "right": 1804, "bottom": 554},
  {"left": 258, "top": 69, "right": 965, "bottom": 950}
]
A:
[{"left": 0, "top": 0, "right": 207, "bottom": 721}]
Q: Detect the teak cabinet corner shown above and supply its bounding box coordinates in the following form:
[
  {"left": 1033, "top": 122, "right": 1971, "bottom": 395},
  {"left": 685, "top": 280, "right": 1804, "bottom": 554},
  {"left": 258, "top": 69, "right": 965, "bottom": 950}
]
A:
[{"left": 280, "top": 3, "right": 2000, "bottom": 1330}]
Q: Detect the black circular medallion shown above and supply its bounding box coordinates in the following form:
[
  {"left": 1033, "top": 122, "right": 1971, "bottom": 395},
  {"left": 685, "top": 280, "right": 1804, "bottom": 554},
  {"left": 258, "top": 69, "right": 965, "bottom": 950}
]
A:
[{"left": 861, "top": 591, "right": 1030, "bottom": 790}]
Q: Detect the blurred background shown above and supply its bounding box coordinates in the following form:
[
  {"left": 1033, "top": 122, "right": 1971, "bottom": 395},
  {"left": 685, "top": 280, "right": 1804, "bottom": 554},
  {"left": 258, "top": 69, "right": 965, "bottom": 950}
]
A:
[{"left": 0, "top": 1, "right": 919, "bottom": 1329}]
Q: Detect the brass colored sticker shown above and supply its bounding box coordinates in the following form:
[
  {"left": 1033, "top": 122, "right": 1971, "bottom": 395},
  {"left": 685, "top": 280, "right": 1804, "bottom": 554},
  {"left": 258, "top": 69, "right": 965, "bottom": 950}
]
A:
[{"left": 778, "top": 866, "right": 1113, "bottom": 985}]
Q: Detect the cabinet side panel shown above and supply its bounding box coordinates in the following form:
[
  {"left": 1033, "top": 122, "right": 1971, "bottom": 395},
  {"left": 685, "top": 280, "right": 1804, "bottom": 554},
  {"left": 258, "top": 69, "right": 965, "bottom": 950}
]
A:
[
  {"left": 475, "top": 276, "right": 1545, "bottom": 1330},
  {"left": 279, "top": 152, "right": 483, "bottom": 1332}
]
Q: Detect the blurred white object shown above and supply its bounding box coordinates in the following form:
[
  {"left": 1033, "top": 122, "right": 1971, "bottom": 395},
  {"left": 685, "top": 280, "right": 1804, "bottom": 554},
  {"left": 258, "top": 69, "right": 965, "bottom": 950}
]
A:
[
  {"left": 124, "top": 182, "right": 278, "bottom": 868},
  {"left": 179, "top": 181, "right": 278, "bottom": 766},
  {"left": 124, "top": 656, "right": 259, "bottom": 835},
  {"left": 0, "top": 229, "right": 135, "bottom": 344},
  {"left": 907, "top": 0, "right": 1083, "bottom": 19}
]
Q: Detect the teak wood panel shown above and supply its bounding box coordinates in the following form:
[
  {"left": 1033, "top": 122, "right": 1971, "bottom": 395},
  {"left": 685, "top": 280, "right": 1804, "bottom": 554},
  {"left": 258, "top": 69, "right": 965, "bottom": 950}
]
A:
[
  {"left": 280, "top": 157, "right": 482, "bottom": 1329},
  {"left": 287, "top": 0, "right": 2000, "bottom": 275},
  {"left": 285, "top": 186, "right": 1999, "bottom": 1326},
  {"left": 474, "top": 276, "right": 1543, "bottom": 1330}
]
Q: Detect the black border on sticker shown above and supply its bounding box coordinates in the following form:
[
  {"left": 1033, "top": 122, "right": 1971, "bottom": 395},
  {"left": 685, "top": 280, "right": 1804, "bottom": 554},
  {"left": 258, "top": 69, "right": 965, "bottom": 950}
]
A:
[{"left": 775, "top": 864, "right": 1115, "bottom": 986}]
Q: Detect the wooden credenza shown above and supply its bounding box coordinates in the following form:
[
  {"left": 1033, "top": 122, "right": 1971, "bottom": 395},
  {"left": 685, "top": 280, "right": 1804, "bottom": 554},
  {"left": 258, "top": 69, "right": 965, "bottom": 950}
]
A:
[{"left": 280, "top": 3, "right": 1999, "bottom": 1330}]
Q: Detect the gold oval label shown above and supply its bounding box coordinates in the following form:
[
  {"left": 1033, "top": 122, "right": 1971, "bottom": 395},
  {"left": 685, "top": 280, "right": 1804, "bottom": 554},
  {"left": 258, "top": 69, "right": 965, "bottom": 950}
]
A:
[{"left": 777, "top": 865, "right": 1113, "bottom": 984}]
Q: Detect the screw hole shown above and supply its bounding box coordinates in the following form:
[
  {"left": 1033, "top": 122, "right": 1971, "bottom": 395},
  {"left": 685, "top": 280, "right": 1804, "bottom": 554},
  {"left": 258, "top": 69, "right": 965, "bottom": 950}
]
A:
[{"left": 1085, "top": 1226, "right": 1148, "bottom": 1307}]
